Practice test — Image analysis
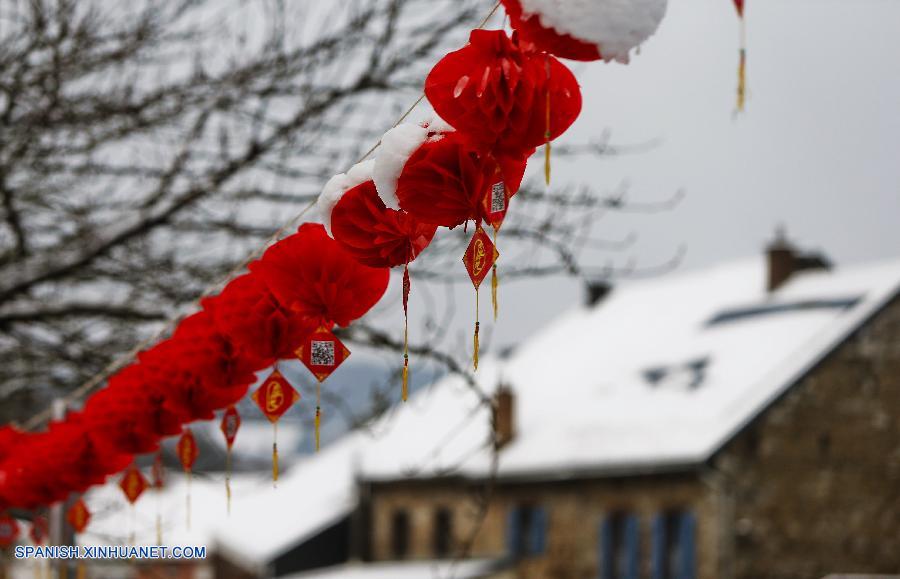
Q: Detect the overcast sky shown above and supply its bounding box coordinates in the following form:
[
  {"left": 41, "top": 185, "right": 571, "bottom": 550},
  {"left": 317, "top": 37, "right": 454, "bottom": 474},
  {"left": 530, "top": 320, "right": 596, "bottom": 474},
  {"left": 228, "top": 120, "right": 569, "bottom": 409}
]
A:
[{"left": 399, "top": 0, "right": 900, "bottom": 354}]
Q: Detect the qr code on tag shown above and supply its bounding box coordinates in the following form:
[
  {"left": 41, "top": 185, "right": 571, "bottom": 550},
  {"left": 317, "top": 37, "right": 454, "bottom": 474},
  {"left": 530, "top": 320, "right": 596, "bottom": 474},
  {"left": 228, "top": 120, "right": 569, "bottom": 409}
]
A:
[
  {"left": 490, "top": 182, "right": 505, "bottom": 213},
  {"left": 311, "top": 340, "right": 335, "bottom": 366}
]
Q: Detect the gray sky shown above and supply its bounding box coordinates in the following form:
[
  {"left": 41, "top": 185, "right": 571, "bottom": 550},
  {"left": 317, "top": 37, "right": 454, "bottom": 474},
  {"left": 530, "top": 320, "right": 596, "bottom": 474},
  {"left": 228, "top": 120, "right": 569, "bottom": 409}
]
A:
[{"left": 404, "top": 0, "right": 900, "bottom": 353}]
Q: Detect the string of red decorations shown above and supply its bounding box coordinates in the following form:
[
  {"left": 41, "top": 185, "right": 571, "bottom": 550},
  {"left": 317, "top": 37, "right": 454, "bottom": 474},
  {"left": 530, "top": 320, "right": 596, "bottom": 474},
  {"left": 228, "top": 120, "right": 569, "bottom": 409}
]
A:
[{"left": 0, "top": 0, "right": 670, "bottom": 535}]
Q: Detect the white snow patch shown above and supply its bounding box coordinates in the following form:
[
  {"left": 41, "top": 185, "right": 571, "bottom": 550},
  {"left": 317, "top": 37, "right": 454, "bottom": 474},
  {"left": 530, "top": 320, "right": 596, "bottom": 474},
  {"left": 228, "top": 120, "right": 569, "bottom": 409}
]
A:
[
  {"left": 316, "top": 160, "right": 375, "bottom": 236},
  {"left": 372, "top": 118, "right": 452, "bottom": 210},
  {"left": 519, "top": 0, "right": 668, "bottom": 63}
]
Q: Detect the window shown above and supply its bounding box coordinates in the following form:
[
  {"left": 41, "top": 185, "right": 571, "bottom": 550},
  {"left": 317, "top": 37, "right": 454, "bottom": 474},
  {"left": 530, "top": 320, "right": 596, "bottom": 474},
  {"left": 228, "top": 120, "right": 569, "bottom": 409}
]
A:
[
  {"left": 506, "top": 504, "right": 548, "bottom": 559},
  {"left": 651, "top": 510, "right": 696, "bottom": 579},
  {"left": 391, "top": 510, "right": 410, "bottom": 559},
  {"left": 433, "top": 507, "right": 453, "bottom": 557},
  {"left": 599, "top": 511, "right": 640, "bottom": 579}
]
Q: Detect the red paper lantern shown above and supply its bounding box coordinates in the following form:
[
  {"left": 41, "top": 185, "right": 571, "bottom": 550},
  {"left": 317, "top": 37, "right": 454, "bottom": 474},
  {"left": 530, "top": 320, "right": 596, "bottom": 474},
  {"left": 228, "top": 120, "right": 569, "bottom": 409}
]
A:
[
  {"left": 329, "top": 180, "right": 437, "bottom": 269},
  {"left": 425, "top": 29, "right": 581, "bottom": 160},
  {"left": 83, "top": 364, "right": 187, "bottom": 455},
  {"left": 251, "top": 223, "right": 389, "bottom": 328},
  {"left": 392, "top": 130, "right": 501, "bottom": 229},
  {"left": 204, "top": 273, "right": 318, "bottom": 367},
  {"left": 138, "top": 311, "right": 260, "bottom": 421}
]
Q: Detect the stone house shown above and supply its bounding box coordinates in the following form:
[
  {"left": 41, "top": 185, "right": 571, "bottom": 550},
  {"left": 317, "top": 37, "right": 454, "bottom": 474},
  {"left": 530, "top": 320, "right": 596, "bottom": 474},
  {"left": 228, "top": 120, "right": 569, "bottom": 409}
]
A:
[{"left": 215, "top": 235, "right": 900, "bottom": 579}]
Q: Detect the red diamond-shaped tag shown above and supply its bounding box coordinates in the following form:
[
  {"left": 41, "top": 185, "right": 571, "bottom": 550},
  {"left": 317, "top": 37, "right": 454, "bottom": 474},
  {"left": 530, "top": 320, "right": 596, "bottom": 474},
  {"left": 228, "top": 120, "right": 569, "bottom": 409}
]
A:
[
  {"left": 177, "top": 428, "right": 199, "bottom": 473},
  {"left": 295, "top": 325, "right": 351, "bottom": 382},
  {"left": 462, "top": 227, "right": 498, "bottom": 290},
  {"left": 119, "top": 465, "right": 148, "bottom": 505},
  {"left": 220, "top": 405, "right": 241, "bottom": 448},
  {"left": 66, "top": 499, "right": 91, "bottom": 534},
  {"left": 251, "top": 369, "right": 300, "bottom": 423}
]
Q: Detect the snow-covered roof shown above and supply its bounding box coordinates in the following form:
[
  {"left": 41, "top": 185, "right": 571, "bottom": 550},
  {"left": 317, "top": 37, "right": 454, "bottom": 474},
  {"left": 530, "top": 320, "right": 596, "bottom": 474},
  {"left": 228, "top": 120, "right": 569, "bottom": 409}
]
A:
[
  {"left": 78, "top": 255, "right": 900, "bottom": 570},
  {"left": 359, "top": 256, "right": 900, "bottom": 481},
  {"left": 282, "top": 558, "right": 503, "bottom": 579}
]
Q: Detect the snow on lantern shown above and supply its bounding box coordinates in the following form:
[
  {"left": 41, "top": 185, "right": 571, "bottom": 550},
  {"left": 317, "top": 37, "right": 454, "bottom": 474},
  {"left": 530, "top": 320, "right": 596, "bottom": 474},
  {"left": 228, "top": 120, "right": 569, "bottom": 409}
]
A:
[{"left": 499, "top": 0, "right": 668, "bottom": 63}]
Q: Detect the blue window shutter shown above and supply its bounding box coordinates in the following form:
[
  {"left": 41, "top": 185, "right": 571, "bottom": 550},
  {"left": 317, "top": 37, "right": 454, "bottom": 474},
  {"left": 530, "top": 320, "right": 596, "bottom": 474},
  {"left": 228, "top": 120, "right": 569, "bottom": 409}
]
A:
[
  {"left": 529, "top": 507, "right": 548, "bottom": 555},
  {"left": 624, "top": 514, "right": 640, "bottom": 579},
  {"left": 677, "top": 512, "right": 697, "bottom": 579},
  {"left": 506, "top": 508, "right": 522, "bottom": 557},
  {"left": 599, "top": 517, "right": 614, "bottom": 579},
  {"left": 651, "top": 514, "right": 667, "bottom": 579}
]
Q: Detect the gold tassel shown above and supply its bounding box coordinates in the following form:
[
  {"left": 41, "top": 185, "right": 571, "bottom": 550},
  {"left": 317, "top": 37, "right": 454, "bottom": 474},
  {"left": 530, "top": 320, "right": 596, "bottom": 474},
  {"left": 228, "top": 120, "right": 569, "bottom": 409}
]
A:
[
  {"left": 401, "top": 360, "right": 409, "bottom": 402},
  {"left": 155, "top": 496, "right": 162, "bottom": 545},
  {"left": 75, "top": 561, "right": 85, "bottom": 579},
  {"left": 737, "top": 18, "right": 747, "bottom": 113},
  {"left": 272, "top": 422, "right": 279, "bottom": 485},
  {"left": 314, "top": 407, "right": 321, "bottom": 452},
  {"left": 402, "top": 263, "right": 410, "bottom": 402},
  {"left": 315, "top": 381, "right": 322, "bottom": 452},
  {"left": 544, "top": 54, "right": 552, "bottom": 185},
  {"left": 225, "top": 447, "right": 232, "bottom": 513},
  {"left": 185, "top": 471, "right": 192, "bottom": 531},
  {"left": 491, "top": 228, "right": 499, "bottom": 321},
  {"left": 473, "top": 290, "right": 480, "bottom": 371}
]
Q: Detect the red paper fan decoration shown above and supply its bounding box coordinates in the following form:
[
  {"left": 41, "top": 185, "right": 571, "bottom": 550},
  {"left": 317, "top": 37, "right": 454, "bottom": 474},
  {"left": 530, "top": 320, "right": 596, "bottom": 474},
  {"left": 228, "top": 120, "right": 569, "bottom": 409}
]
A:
[
  {"left": 0, "top": 514, "right": 19, "bottom": 548},
  {"left": 251, "top": 223, "right": 389, "bottom": 328},
  {"left": 425, "top": 29, "right": 581, "bottom": 164}
]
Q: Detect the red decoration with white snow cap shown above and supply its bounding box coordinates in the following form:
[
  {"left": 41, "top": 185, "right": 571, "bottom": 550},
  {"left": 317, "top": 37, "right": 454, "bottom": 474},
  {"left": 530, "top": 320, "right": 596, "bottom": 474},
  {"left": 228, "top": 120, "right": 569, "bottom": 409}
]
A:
[{"left": 500, "top": 0, "right": 668, "bottom": 63}]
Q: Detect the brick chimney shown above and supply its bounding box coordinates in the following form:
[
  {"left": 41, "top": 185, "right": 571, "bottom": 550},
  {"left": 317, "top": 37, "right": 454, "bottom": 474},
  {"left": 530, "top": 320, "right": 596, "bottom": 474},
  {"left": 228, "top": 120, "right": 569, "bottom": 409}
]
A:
[
  {"left": 766, "top": 227, "right": 832, "bottom": 292},
  {"left": 492, "top": 386, "right": 515, "bottom": 449},
  {"left": 584, "top": 280, "right": 611, "bottom": 307}
]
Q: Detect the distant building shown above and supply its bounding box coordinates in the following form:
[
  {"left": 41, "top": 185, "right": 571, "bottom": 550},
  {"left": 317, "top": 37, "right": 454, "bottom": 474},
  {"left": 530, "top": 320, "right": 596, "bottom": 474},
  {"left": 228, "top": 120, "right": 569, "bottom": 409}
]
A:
[{"left": 104, "top": 234, "right": 900, "bottom": 579}]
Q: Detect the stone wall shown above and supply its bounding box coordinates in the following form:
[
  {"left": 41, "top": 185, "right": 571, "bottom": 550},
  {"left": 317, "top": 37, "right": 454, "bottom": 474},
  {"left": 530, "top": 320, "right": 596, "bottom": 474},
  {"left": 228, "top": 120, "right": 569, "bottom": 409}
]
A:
[
  {"left": 714, "top": 295, "right": 900, "bottom": 579},
  {"left": 368, "top": 473, "right": 720, "bottom": 579}
]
